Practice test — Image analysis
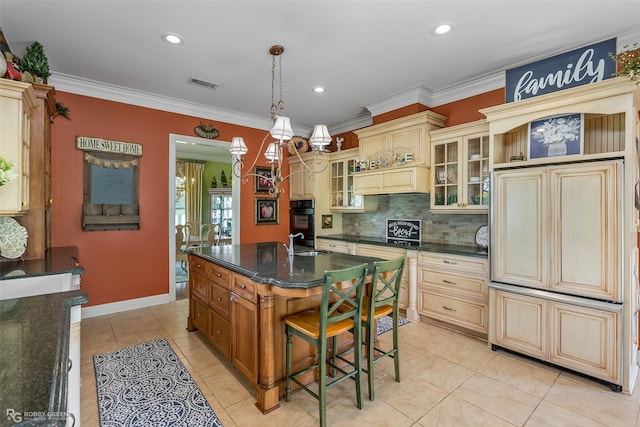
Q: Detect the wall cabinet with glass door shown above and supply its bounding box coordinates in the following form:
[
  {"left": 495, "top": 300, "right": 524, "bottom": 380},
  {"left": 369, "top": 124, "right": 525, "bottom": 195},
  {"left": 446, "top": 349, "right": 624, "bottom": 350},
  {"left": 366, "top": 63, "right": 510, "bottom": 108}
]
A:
[
  {"left": 0, "top": 80, "right": 36, "bottom": 216},
  {"left": 329, "top": 148, "right": 377, "bottom": 212},
  {"left": 430, "top": 120, "right": 489, "bottom": 213}
]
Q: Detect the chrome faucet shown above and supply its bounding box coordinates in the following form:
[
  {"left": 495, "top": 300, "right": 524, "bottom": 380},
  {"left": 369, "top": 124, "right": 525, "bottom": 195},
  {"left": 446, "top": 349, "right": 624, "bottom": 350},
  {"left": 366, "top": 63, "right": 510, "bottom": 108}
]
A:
[{"left": 284, "top": 232, "right": 304, "bottom": 257}]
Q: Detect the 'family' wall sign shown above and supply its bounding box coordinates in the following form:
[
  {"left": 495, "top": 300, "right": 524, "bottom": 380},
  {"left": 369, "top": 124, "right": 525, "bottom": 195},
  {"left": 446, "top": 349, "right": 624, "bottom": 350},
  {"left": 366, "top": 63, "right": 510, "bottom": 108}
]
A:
[{"left": 505, "top": 38, "right": 616, "bottom": 103}]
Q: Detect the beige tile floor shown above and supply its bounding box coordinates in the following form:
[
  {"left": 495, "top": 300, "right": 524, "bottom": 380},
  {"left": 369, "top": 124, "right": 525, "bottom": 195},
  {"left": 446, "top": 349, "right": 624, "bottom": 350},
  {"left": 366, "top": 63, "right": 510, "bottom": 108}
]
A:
[{"left": 80, "top": 299, "right": 640, "bottom": 426}]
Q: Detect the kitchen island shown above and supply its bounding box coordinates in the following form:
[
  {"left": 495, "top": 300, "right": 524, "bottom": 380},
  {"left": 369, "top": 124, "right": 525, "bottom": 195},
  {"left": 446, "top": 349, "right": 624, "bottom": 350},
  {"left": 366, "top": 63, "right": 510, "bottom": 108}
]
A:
[{"left": 187, "top": 242, "right": 382, "bottom": 414}]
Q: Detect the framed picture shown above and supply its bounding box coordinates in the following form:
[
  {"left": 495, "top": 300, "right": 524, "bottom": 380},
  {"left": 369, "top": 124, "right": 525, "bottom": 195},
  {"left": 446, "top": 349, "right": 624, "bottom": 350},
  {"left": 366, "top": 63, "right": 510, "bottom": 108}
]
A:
[
  {"left": 528, "top": 113, "right": 583, "bottom": 160},
  {"left": 254, "top": 166, "right": 274, "bottom": 194},
  {"left": 322, "top": 214, "right": 333, "bottom": 229},
  {"left": 255, "top": 198, "right": 278, "bottom": 225}
]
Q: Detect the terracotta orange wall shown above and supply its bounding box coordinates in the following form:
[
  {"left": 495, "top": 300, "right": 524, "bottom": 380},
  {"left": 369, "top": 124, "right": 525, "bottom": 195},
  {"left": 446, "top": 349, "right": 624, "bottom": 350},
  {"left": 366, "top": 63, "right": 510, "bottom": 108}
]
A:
[{"left": 51, "top": 92, "right": 290, "bottom": 306}]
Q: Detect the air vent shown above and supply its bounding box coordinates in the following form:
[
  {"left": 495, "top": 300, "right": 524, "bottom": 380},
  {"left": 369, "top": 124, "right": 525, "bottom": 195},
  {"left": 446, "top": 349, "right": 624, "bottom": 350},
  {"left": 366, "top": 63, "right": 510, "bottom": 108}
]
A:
[{"left": 187, "top": 77, "right": 220, "bottom": 90}]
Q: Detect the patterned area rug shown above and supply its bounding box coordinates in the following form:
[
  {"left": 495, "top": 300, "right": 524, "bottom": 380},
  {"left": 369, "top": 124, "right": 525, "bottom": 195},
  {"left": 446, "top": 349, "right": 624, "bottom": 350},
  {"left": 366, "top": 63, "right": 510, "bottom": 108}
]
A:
[
  {"left": 376, "top": 315, "right": 410, "bottom": 336},
  {"left": 93, "top": 338, "right": 223, "bottom": 426}
]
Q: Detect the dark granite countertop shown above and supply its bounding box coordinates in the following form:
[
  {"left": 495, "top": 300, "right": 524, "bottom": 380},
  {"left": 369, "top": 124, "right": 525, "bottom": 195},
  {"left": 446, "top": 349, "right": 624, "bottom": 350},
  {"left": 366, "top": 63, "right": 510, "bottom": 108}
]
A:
[
  {"left": 0, "top": 247, "right": 84, "bottom": 280},
  {"left": 317, "top": 234, "right": 488, "bottom": 258},
  {"left": 0, "top": 289, "right": 88, "bottom": 427},
  {"left": 189, "top": 242, "right": 383, "bottom": 289}
]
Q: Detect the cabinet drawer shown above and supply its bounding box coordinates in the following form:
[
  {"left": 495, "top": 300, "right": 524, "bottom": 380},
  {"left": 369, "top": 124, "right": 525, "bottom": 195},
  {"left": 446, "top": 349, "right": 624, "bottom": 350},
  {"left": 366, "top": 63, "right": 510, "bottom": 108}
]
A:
[
  {"left": 419, "top": 290, "right": 487, "bottom": 333},
  {"left": 419, "top": 268, "right": 487, "bottom": 299},
  {"left": 209, "top": 283, "right": 231, "bottom": 318},
  {"left": 191, "top": 297, "right": 209, "bottom": 334},
  {"left": 232, "top": 274, "right": 257, "bottom": 303},
  {"left": 191, "top": 273, "right": 208, "bottom": 301},
  {"left": 418, "top": 252, "right": 488, "bottom": 275},
  {"left": 209, "top": 264, "right": 231, "bottom": 289},
  {"left": 189, "top": 256, "right": 208, "bottom": 276},
  {"left": 209, "top": 310, "right": 231, "bottom": 359},
  {"left": 316, "top": 239, "right": 350, "bottom": 254}
]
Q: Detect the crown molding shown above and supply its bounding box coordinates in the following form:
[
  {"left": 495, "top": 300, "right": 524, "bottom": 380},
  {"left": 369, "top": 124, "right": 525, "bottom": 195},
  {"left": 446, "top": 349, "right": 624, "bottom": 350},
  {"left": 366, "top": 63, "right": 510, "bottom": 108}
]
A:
[
  {"left": 365, "top": 85, "right": 434, "bottom": 118},
  {"left": 328, "top": 111, "right": 372, "bottom": 135},
  {"left": 430, "top": 72, "right": 505, "bottom": 107},
  {"left": 49, "top": 73, "right": 274, "bottom": 132}
]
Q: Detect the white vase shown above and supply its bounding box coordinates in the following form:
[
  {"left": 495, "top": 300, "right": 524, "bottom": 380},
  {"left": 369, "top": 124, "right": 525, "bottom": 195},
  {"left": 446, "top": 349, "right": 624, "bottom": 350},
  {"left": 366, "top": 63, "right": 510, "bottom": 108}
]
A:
[{"left": 547, "top": 141, "right": 568, "bottom": 157}]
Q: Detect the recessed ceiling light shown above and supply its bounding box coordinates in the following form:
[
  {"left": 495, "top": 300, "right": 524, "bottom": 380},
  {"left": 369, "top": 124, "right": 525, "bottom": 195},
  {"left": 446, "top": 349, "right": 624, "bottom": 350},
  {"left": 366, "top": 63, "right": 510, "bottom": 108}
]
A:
[
  {"left": 313, "top": 87, "right": 326, "bottom": 93},
  {"left": 162, "top": 33, "right": 183, "bottom": 44},
  {"left": 432, "top": 23, "right": 453, "bottom": 35}
]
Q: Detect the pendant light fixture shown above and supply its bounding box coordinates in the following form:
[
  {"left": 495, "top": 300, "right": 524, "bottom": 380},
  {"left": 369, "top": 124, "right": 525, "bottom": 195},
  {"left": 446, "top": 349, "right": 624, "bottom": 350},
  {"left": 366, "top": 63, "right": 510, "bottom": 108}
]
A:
[{"left": 230, "top": 45, "right": 330, "bottom": 198}]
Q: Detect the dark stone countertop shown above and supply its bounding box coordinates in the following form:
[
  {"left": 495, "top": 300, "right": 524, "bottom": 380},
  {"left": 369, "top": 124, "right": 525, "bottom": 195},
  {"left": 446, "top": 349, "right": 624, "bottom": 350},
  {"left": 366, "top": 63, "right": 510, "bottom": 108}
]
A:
[
  {"left": 189, "top": 242, "right": 384, "bottom": 289},
  {"left": 0, "top": 289, "right": 88, "bottom": 427},
  {"left": 317, "top": 234, "right": 489, "bottom": 258},
  {"left": 0, "top": 247, "right": 84, "bottom": 280}
]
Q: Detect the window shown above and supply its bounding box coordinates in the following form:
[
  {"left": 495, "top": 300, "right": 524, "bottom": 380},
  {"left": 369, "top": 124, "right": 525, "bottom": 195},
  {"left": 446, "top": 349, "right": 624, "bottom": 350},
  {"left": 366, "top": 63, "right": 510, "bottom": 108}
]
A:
[{"left": 208, "top": 189, "right": 232, "bottom": 238}]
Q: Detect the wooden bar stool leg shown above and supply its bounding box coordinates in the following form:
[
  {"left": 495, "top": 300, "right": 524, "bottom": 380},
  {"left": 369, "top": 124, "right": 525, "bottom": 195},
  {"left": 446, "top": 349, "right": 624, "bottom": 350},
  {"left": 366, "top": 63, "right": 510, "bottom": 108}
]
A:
[{"left": 285, "top": 331, "right": 292, "bottom": 402}]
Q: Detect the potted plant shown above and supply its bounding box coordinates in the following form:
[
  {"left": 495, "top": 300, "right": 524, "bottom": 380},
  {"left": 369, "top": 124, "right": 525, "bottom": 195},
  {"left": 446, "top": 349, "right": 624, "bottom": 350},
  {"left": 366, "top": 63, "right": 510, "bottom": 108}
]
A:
[{"left": 20, "top": 41, "right": 50, "bottom": 84}]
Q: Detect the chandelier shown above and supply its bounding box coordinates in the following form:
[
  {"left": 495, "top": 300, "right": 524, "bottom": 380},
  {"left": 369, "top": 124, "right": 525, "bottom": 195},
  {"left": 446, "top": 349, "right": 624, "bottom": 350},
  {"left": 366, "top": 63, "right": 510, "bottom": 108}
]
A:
[{"left": 229, "top": 45, "right": 330, "bottom": 197}]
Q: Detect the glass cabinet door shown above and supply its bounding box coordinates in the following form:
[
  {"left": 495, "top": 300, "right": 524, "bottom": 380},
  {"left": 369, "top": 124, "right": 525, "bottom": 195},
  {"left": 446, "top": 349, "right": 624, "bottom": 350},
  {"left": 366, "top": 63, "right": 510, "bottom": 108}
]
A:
[
  {"left": 433, "top": 140, "right": 459, "bottom": 207},
  {"left": 465, "top": 135, "right": 490, "bottom": 207},
  {"left": 330, "top": 161, "right": 344, "bottom": 207}
]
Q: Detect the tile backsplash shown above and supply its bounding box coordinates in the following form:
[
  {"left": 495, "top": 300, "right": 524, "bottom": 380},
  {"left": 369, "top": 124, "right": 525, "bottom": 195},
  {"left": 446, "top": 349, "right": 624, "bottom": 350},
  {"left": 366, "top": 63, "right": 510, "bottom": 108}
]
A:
[{"left": 342, "top": 193, "right": 487, "bottom": 246}]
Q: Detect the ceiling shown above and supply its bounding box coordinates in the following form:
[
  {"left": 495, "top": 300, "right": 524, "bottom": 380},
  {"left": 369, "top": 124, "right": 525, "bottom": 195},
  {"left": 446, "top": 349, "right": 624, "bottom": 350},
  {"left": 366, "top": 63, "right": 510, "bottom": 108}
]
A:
[{"left": 2, "top": 0, "right": 640, "bottom": 143}]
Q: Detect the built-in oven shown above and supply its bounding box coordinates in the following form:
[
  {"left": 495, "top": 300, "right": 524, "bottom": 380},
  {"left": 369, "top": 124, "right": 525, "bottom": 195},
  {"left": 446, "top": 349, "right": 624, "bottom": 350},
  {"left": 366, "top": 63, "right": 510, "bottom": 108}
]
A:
[{"left": 289, "top": 199, "right": 314, "bottom": 247}]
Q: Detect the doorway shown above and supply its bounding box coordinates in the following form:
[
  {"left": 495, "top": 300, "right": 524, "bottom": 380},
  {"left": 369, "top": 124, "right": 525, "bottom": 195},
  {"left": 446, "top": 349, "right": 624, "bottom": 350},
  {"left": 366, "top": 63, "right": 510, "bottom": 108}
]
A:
[{"left": 168, "top": 134, "right": 239, "bottom": 300}]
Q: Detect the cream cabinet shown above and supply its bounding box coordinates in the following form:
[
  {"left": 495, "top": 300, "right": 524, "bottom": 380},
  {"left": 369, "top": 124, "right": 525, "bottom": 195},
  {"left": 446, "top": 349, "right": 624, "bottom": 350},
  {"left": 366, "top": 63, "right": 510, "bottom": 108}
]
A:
[
  {"left": 0, "top": 80, "right": 36, "bottom": 216},
  {"left": 355, "top": 243, "right": 408, "bottom": 309},
  {"left": 482, "top": 78, "right": 639, "bottom": 393},
  {"left": 417, "top": 251, "right": 489, "bottom": 335},
  {"left": 288, "top": 152, "right": 316, "bottom": 200},
  {"left": 430, "top": 120, "right": 490, "bottom": 213},
  {"left": 353, "top": 111, "right": 446, "bottom": 195},
  {"left": 492, "top": 160, "right": 621, "bottom": 302},
  {"left": 315, "top": 238, "right": 353, "bottom": 254},
  {"left": 490, "top": 285, "right": 621, "bottom": 385},
  {"left": 329, "top": 148, "right": 377, "bottom": 212}
]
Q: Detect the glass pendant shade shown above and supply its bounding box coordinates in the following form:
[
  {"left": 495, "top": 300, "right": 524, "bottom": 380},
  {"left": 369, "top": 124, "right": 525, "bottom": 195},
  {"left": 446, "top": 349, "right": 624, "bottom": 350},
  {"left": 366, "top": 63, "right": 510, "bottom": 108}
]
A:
[
  {"left": 264, "top": 142, "right": 280, "bottom": 162},
  {"left": 270, "top": 115, "right": 294, "bottom": 141},
  {"left": 309, "top": 124, "right": 332, "bottom": 148},
  {"left": 229, "top": 137, "right": 248, "bottom": 155}
]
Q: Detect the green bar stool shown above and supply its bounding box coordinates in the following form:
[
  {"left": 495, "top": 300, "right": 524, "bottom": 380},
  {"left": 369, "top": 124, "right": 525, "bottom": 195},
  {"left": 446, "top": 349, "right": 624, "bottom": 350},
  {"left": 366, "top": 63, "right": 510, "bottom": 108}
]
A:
[
  {"left": 284, "top": 263, "right": 368, "bottom": 427},
  {"left": 362, "top": 256, "right": 405, "bottom": 401}
]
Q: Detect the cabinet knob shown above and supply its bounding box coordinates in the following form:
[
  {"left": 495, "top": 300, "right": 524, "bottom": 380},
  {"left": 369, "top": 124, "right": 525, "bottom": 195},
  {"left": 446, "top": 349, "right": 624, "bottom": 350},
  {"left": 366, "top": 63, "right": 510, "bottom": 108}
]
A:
[
  {"left": 217, "top": 297, "right": 222, "bottom": 301},
  {"left": 241, "top": 284, "right": 246, "bottom": 289},
  {"left": 443, "top": 260, "right": 457, "bottom": 265},
  {"left": 442, "top": 305, "right": 457, "bottom": 312},
  {"left": 67, "top": 358, "right": 72, "bottom": 371},
  {"left": 49, "top": 198, "right": 53, "bottom": 205},
  {"left": 217, "top": 273, "right": 222, "bottom": 277},
  {"left": 442, "top": 279, "right": 456, "bottom": 285}
]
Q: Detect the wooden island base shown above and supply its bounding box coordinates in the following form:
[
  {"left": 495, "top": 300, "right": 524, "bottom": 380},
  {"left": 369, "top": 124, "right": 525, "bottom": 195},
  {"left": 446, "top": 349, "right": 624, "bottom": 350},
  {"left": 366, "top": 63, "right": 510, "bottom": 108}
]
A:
[{"left": 187, "top": 251, "right": 366, "bottom": 414}]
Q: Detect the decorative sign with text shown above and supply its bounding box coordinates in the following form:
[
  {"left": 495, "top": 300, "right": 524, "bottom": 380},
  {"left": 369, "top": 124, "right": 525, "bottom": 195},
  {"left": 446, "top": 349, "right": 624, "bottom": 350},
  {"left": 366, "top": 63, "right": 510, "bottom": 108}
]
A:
[
  {"left": 386, "top": 219, "right": 421, "bottom": 246},
  {"left": 77, "top": 136, "right": 143, "bottom": 156},
  {"left": 505, "top": 38, "right": 616, "bottom": 103}
]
